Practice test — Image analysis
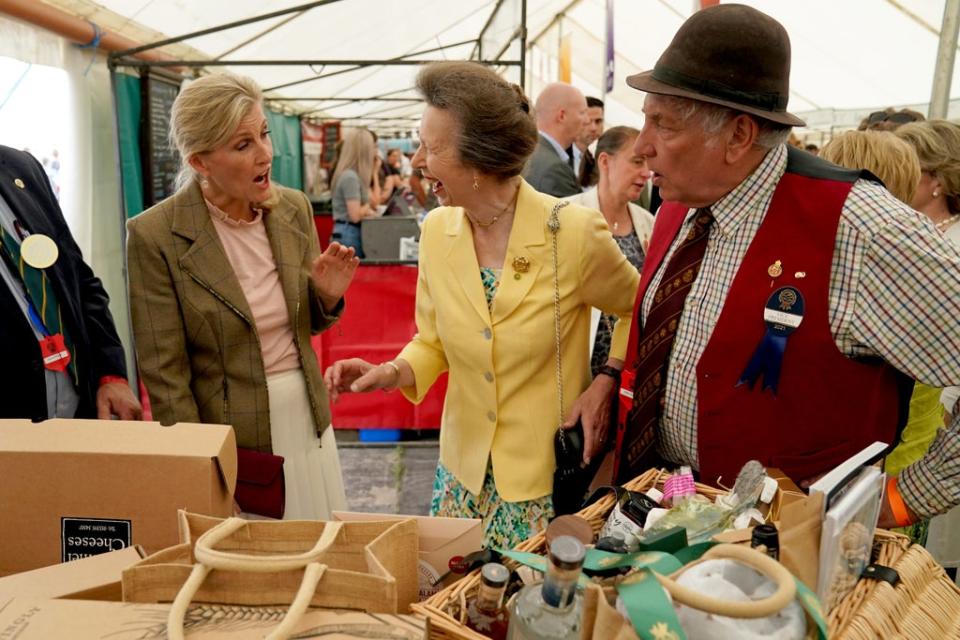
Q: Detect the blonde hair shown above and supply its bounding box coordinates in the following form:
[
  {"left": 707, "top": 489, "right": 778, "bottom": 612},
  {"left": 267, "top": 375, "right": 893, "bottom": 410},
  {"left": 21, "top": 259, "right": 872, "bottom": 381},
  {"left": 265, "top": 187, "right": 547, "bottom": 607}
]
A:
[
  {"left": 896, "top": 120, "right": 960, "bottom": 214},
  {"left": 169, "top": 73, "right": 265, "bottom": 190},
  {"left": 331, "top": 128, "right": 375, "bottom": 193},
  {"left": 820, "top": 131, "right": 920, "bottom": 205}
]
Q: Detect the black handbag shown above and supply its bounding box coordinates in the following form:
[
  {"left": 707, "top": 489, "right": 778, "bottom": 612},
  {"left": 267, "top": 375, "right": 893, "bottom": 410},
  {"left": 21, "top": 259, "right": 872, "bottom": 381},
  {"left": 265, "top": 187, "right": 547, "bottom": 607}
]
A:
[{"left": 547, "top": 202, "right": 597, "bottom": 516}]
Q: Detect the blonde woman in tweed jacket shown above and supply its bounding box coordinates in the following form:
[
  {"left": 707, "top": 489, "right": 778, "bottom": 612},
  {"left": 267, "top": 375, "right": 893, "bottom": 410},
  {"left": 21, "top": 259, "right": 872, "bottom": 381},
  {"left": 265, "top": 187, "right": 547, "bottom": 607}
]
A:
[{"left": 127, "top": 74, "right": 358, "bottom": 520}]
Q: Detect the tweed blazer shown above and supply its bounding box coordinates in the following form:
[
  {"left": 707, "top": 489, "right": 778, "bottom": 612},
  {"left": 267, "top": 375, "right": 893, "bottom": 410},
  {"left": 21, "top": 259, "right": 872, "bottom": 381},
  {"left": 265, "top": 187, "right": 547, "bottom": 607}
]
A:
[
  {"left": 126, "top": 181, "right": 340, "bottom": 451},
  {"left": 397, "top": 180, "right": 639, "bottom": 502},
  {"left": 522, "top": 134, "right": 581, "bottom": 198}
]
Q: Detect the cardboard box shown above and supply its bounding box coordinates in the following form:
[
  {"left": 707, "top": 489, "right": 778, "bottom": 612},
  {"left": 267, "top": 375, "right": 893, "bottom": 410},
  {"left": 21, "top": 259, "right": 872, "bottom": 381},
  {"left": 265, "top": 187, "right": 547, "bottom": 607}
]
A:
[
  {"left": 0, "top": 597, "right": 428, "bottom": 639},
  {"left": 0, "top": 419, "right": 236, "bottom": 576},
  {"left": 0, "top": 546, "right": 145, "bottom": 601},
  {"left": 767, "top": 467, "right": 807, "bottom": 509},
  {"left": 333, "top": 511, "right": 481, "bottom": 600}
]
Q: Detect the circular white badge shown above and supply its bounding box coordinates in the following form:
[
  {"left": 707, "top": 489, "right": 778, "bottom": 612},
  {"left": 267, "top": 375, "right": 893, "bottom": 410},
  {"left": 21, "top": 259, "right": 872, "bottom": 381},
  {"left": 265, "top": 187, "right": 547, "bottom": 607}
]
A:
[{"left": 20, "top": 234, "right": 59, "bottom": 269}]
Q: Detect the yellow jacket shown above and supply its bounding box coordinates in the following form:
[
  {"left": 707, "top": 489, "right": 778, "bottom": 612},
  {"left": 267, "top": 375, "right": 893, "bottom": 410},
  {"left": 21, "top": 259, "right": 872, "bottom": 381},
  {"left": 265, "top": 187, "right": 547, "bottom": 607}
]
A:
[{"left": 398, "top": 180, "right": 639, "bottom": 502}]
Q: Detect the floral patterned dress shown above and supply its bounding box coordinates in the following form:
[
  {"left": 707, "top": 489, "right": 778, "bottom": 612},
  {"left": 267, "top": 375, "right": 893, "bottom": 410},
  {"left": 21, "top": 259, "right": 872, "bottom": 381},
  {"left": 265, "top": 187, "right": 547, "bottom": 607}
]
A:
[
  {"left": 430, "top": 267, "right": 554, "bottom": 550},
  {"left": 591, "top": 232, "right": 645, "bottom": 376}
]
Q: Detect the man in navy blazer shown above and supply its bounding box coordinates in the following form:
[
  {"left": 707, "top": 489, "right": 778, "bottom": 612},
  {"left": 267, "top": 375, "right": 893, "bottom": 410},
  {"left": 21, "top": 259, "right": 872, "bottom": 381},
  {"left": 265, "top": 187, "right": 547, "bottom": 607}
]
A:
[
  {"left": 0, "top": 145, "right": 140, "bottom": 420},
  {"left": 523, "top": 83, "right": 587, "bottom": 197}
]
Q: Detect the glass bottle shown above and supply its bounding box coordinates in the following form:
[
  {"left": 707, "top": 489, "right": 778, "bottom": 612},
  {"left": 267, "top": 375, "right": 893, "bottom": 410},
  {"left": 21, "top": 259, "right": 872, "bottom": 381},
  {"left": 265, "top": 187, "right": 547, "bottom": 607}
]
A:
[
  {"left": 466, "top": 562, "right": 510, "bottom": 640},
  {"left": 751, "top": 523, "right": 780, "bottom": 561},
  {"left": 507, "top": 536, "right": 585, "bottom": 640}
]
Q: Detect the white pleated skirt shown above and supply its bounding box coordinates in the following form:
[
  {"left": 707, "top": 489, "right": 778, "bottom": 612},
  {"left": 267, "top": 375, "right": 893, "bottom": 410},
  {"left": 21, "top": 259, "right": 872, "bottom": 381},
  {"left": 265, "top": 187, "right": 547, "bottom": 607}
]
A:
[{"left": 267, "top": 368, "right": 346, "bottom": 520}]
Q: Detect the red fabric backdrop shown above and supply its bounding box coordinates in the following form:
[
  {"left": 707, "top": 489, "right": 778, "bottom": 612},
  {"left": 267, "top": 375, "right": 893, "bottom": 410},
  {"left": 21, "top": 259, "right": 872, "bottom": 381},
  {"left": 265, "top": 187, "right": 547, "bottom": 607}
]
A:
[{"left": 313, "top": 264, "right": 446, "bottom": 429}]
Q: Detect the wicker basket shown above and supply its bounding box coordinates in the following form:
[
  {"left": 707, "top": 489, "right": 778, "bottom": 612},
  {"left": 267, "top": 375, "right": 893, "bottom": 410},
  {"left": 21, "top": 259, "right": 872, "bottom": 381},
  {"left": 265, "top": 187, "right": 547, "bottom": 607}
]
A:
[
  {"left": 411, "top": 468, "right": 755, "bottom": 640},
  {"left": 412, "top": 469, "right": 960, "bottom": 640},
  {"left": 830, "top": 529, "right": 960, "bottom": 639}
]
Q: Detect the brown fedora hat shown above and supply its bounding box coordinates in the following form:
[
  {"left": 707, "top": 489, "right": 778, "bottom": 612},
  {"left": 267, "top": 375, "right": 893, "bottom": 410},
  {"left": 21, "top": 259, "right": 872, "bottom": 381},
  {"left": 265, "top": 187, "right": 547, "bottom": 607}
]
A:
[{"left": 627, "top": 4, "right": 805, "bottom": 127}]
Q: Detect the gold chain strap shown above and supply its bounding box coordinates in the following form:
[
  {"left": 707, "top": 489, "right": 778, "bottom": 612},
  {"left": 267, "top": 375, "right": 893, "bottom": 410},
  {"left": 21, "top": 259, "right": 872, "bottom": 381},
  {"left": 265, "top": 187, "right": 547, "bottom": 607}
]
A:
[{"left": 548, "top": 201, "right": 570, "bottom": 427}]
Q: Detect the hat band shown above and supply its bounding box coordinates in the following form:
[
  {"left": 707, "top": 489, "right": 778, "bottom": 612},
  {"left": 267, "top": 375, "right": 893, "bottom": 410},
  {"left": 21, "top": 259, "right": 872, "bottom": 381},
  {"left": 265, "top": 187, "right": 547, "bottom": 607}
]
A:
[{"left": 651, "top": 65, "right": 789, "bottom": 112}]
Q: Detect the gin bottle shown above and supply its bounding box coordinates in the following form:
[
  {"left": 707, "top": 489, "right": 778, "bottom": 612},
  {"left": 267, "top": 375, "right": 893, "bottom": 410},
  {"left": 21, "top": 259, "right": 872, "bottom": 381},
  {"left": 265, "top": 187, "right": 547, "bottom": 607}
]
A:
[
  {"left": 465, "top": 563, "right": 510, "bottom": 640},
  {"left": 507, "top": 536, "right": 585, "bottom": 639}
]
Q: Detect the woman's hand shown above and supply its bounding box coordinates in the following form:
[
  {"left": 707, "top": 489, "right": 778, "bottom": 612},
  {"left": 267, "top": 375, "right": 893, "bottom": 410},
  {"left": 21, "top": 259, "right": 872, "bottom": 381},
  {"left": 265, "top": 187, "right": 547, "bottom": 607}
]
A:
[
  {"left": 562, "top": 375, "right": 616, "bottom": 465},
  {"left": 324, "top": 358, "right": 399, "bottom": 403},
  {"left": 311, "top": 242, "right": 360, "bottom": 312}
]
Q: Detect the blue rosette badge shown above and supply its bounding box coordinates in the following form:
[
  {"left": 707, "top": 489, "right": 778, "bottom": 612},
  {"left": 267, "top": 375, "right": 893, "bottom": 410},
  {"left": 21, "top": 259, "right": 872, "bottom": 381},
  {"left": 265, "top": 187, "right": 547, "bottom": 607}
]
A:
[{"left": 738, "top": 286, "right": 805, "bottom": 395}]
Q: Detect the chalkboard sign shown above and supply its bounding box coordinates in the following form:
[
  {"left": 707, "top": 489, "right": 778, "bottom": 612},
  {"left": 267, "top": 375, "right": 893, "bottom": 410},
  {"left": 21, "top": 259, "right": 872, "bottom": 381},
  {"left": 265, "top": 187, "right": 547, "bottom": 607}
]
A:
[
  {"left": 140, "top": 72, "right": 181, "bottom": 207},
  {"left": 321, "top": 121, "right": 341, "bottom": 169}
]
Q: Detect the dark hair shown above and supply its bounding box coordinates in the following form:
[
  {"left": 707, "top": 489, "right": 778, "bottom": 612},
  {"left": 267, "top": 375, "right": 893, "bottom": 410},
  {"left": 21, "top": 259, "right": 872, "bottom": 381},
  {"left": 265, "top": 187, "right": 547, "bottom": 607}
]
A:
[
  {"left": 416, "top": 61, "right": 537, "bottom": 179},
  {"left": 586, "top": 96, "right": 605, "bottom": 110},
  {"left": 595, "top": 125, "right": 641, "bottom": 158},
  {"left": 858, "top": 107, "right": 925, "bottom": 132}
]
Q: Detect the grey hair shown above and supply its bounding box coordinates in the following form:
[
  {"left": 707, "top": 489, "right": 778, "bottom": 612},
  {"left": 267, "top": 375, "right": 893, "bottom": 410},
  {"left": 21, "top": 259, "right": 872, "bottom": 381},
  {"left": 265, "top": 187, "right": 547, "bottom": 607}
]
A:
[{"left": 657, "top": 95, "right": 792, "bottom": 150}]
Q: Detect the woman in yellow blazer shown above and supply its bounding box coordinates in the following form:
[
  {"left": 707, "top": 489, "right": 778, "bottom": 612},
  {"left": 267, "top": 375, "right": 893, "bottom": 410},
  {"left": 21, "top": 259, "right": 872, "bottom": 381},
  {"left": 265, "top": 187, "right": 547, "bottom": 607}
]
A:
[
  {"left": 127, "top": 74, "right": 358, "bottom": 520},
  {"left": 325, "top": 63, "right": 639, "bottom": 548}
]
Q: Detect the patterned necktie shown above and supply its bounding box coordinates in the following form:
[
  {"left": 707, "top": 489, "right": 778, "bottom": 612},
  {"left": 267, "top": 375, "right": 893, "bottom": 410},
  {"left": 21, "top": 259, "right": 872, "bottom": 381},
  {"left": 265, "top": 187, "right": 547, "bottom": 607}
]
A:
[
  {"left": 617, "top": 207, "right": 715, "bottom": 482},
  {"left": 0, "top": 225, "right": 75, "bottom": 377}
]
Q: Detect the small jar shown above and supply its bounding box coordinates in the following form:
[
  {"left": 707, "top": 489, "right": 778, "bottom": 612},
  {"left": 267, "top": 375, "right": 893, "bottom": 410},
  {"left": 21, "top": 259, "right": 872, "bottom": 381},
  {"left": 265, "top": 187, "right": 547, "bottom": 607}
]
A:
[{"left": 751, "top": 523, "right": 780, "bottom": 561}]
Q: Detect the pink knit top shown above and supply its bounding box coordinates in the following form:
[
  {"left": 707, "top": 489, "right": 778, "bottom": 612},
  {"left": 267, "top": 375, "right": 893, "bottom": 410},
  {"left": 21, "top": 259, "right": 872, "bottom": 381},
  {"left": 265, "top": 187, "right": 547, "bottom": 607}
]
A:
[{"left": 206, "top": 200, "right": 300, "bottom": 374}]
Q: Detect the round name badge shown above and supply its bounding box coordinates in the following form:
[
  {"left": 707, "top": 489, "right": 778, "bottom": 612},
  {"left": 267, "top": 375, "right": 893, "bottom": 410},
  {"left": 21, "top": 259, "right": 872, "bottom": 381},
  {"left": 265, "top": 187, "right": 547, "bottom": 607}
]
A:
[
  {"left": 762, "top": 286, "right": 805, "bottom": 335},
  {"left": 20, "top": 234, "right": 59, "bottom": 269}
]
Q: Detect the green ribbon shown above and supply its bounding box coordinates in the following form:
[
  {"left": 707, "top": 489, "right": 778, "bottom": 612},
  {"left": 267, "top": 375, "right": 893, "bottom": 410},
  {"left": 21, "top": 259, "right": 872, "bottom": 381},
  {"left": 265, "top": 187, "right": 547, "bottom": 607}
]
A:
[
  {"left": 793, "top": 577, "right": 829, "bottom": 640},
  {"left": 617, "top": 569, "right": 687, "bottom": 640},
  {"left": 583, "top": 548, "right": 682, "bottom": 575}
]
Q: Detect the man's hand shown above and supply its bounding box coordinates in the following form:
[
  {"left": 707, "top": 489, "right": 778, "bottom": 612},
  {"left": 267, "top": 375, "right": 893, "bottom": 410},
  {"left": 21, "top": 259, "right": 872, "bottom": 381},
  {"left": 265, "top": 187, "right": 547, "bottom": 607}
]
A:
[
  {"left": 562, "top": 375, "right": 616, "bottom": 465},
  {"left": 311, "top": 242, "right": 360, "bottom": 312},
  {"left": 96, "top": 381, "right": 143, "bottom": 420}
]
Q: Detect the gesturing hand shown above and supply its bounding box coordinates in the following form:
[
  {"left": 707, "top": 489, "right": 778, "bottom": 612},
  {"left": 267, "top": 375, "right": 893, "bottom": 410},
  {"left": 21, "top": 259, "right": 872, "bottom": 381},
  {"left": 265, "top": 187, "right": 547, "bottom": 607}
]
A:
[
  {"left": 324, "top": 358, "right": 398, "bottom": 403},
  {"left": 311, "top": 242, "right": 359, "bottom": 312}
]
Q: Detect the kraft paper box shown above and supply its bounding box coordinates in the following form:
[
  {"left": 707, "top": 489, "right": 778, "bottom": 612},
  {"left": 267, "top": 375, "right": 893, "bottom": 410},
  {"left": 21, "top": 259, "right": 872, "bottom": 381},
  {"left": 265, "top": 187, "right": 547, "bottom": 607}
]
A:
[
  {"left": 0, "top": 546, "right": 145, "bottom": 601},
  {"left": 333, "top": 511, "right": 482, "bottom": 600},
  {"left": 0, "top": 419, "right": 237, "bottom": 576},
  {"left": 0, "top": 597, "right": 428, "bottom": 639}
]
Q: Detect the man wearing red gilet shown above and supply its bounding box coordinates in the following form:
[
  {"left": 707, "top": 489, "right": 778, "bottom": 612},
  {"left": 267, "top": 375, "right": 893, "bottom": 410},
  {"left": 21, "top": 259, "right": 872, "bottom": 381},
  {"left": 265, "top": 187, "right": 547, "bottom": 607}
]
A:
[{"left": 613, "top": 4, "right": 960, "bottom": 529}]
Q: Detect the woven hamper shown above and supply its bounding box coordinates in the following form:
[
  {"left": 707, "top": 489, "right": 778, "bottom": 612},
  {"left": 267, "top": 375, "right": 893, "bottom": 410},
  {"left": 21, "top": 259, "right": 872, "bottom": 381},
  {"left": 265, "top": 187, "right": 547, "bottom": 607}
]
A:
[
  {"left": 411, "top": 468, "right": 766, "bottom": 640},
  {"left": 829, "top": 529, "right": 960, "bottom": 639}
]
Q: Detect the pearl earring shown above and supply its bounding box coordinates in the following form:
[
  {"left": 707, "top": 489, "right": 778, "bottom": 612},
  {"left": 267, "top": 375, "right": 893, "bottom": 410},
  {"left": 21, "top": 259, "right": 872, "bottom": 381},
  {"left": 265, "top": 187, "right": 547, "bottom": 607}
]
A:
[{"left": 934, "top": 190, "right": 940, "bottom": 197}]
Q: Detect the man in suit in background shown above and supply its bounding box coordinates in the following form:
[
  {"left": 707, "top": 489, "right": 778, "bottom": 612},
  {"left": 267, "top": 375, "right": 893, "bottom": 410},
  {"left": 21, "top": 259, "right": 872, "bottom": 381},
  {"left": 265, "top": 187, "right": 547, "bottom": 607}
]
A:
[
  {"left": 576, "top": 96, "right": 605, "bottom": 189},
  {"left": 0, "top": 145, "right": 141, "bottom": 421},
  {"left": 523, "top": 83, "right": 587, "bottom": 197}
]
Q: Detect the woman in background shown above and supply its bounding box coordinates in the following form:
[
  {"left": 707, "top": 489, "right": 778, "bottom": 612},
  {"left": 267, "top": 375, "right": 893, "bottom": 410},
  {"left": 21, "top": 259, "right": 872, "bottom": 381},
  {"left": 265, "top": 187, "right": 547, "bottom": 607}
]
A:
[
  {"left": 331, "top": 128, "right": 379, "bottom": 257},
  {"left": 564, "top": 125, "right": 652, "bottom": 376},
  {"left": 127, "top": 73, "right": 357, "bottom": 520}
]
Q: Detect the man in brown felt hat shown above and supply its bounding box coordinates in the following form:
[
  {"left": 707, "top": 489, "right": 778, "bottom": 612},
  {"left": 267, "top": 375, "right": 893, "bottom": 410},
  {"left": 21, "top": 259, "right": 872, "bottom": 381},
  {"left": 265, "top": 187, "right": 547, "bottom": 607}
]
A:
[{"left": 601, "top": 4, "right": 960, "bottom": 529}]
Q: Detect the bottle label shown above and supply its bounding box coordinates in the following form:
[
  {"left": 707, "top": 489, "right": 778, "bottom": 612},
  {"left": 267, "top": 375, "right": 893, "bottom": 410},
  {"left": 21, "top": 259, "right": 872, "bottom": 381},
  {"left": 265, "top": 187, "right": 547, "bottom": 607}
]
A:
[{"left": 599, "top": 503, "right": 643, "bottom": 550}]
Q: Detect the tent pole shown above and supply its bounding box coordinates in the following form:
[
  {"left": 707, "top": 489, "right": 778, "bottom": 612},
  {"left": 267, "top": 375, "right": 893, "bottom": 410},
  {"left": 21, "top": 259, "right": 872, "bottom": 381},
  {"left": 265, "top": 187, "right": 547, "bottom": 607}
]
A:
[
  {"left": 930, "top": 0, "right": 960, "bottom": 118},
  {"left": 521, "top": 0, "right": 528, "bottom": 92},
  {"left": 110, "top": 0, "right": 345, "bottom": 59}
]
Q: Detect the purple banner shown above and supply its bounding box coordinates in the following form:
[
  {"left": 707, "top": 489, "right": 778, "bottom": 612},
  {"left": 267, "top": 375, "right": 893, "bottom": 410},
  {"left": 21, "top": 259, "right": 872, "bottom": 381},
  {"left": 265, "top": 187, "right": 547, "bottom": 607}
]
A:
[{"left": 605, "top": 0, "right": 615, "bottom": 93}]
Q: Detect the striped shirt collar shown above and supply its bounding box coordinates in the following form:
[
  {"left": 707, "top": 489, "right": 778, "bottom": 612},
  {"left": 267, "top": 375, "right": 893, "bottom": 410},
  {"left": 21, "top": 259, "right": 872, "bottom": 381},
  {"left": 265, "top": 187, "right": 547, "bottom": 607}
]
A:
[{"left": 706, "top": 144, "right": 787, "bottom": 239}]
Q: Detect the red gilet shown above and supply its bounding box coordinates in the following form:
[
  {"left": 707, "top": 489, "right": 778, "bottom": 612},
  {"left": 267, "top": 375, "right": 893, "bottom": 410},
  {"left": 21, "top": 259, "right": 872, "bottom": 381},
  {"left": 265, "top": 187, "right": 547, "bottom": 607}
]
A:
[{"left": 619, "top": 148, "right": 902, "bottom": 485}]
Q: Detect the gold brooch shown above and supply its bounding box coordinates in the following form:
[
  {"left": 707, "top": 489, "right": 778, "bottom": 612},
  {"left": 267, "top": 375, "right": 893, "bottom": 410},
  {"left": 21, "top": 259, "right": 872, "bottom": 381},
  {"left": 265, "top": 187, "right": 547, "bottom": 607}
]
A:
[
  {"left": 767, "top": 260, "right": 782, "bottom": 278},
  {"left": 512, "top": 256, "right": 530, "bottom": 274},
  {"left": 14, "top": 178, "right": 24, "bottom": 189}
]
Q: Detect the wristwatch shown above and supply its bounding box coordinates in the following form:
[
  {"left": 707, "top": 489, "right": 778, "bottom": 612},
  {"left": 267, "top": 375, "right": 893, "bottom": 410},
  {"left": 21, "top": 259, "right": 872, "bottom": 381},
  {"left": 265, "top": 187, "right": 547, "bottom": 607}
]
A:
[{"left": 596, "top": 365, "right": 622, "bottom": 384}]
